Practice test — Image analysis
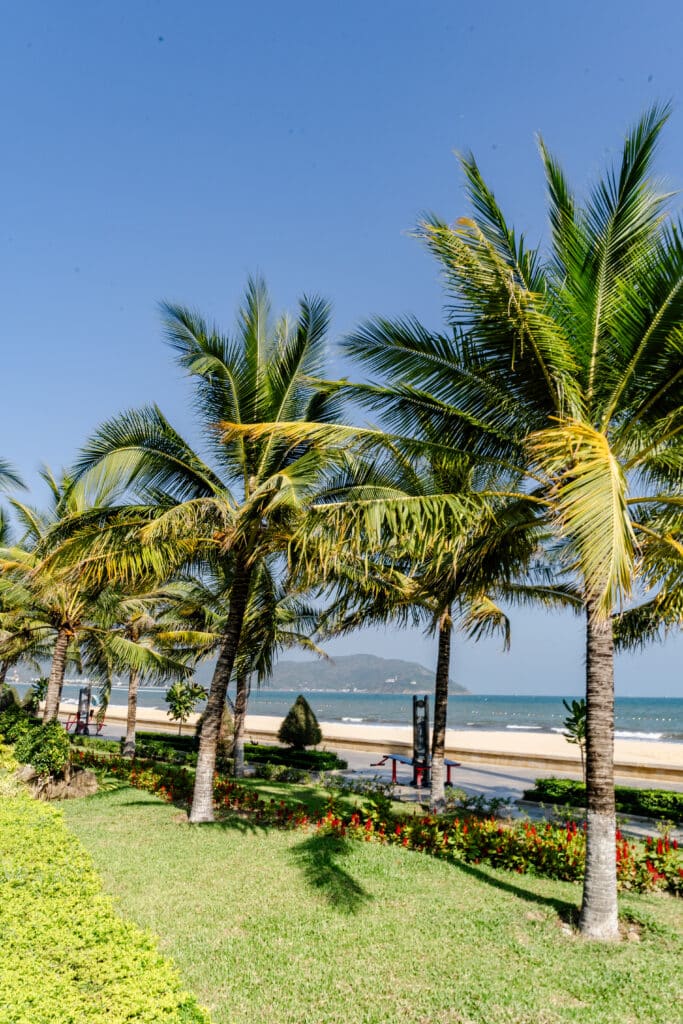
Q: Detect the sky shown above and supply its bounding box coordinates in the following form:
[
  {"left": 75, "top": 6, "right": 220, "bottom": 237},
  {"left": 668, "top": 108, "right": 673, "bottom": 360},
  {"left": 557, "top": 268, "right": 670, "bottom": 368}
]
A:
[{"left": 1, "top": 1, "right": 682, "bottom": 696}]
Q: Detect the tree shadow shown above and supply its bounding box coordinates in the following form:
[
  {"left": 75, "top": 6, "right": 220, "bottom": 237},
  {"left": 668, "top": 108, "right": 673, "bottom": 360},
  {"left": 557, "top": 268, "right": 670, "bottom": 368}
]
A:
[
  {"left": 455, "top": 860, "right": 579, "bottom": 925},
  {"left": 291, "top": 832, "right": 372, "bottom": 915}
]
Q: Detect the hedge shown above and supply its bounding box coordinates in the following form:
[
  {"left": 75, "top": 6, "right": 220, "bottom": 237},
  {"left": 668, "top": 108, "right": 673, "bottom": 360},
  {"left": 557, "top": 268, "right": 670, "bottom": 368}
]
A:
[
  {"left": 523, "top": 777, "right": 683, "bottom": 824},
  {"left": 244, "top": 743, "right": 347, "bottom": 771},
  {"left": 0, "top": 792, "right": 209, "bottom": 1023}
]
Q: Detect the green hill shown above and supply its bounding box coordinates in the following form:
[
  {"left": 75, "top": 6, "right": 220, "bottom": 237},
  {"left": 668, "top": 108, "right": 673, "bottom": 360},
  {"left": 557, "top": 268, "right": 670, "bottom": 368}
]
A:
[{"left": 267, "top": 654, "right": 469, "bottom": 694}]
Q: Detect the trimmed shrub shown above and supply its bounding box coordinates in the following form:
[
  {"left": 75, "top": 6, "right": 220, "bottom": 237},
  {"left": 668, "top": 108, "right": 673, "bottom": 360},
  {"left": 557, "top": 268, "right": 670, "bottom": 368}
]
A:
[
  {"left": 14, "top": 721, "right": 71, "bottom": 778},
  {"left": 0, "top": 793, "right": 208, "bottom": 1023},
  {"left": 523, "top": 777, "right": 683, "bottom": 824},
  {"left": 136, "top": 730, "right": 199, "bottom": 752},
  {"left": 277, "top": 695, "right": 322, "bottom": 750},
  {"left": 71, "top": 735, "right": 121, "bottom": 754},
  {"left": 245, "top": 743, "right": 346, "bottom": 771}
]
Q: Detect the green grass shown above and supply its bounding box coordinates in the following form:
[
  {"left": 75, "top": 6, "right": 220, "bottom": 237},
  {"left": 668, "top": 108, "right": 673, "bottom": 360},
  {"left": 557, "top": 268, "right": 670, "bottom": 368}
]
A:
[{"left": 62, "top": 786, "right": 682, "bottom": 1024}]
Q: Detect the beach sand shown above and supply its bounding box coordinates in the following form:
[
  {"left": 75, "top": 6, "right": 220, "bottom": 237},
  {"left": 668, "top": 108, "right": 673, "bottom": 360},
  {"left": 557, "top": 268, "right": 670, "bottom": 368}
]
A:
[{"left": 61, "top": 702, "right": 683, "bottom": 783}]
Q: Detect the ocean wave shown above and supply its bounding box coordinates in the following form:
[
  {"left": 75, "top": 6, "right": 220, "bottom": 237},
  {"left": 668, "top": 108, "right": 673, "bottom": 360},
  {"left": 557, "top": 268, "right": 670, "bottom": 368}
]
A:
[
  {"left": 506, "top": 724, "right": 543, "bottom": 730},
  {"left": 342, "top": 717, "right": 364, "bottom": 724},
  {"left": 614, "top": 730, "right": 664, "bottom": 741}
]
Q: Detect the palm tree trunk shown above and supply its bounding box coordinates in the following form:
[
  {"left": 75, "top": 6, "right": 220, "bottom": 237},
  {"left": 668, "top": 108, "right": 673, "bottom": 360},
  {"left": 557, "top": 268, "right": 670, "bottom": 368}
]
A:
[
  {"left": 231, "top": 673, "right": 250, "bottom": 777},
  {"left": 189, "top": 559, "right": 252, "bottom": 823},
  {"left": 429, "top": 607, "right": 452, "bottom": 812},
  {"left": 122, "top": 668, "right": 141, "bottom": 758},
  {"left": 579, "top": 599, "right": 619, "bottom": 940},
  {"left": 0, "top": 661, "right": 8, "bottom": 686},
  {"left": 42, "top": 627, "right": 70, "bottom": 722}
]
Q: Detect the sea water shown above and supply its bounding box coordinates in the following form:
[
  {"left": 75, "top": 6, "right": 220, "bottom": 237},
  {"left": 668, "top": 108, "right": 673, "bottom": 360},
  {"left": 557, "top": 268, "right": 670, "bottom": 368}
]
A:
[{"left": 13, "top": 683, "right": 683, "bottom": 743}]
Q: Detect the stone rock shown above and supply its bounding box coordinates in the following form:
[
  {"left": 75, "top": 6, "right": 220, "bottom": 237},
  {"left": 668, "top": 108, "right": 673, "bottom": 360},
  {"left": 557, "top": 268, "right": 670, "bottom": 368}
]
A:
[{"left": 20, "top": 764, "right": 99, "bottom": 801}]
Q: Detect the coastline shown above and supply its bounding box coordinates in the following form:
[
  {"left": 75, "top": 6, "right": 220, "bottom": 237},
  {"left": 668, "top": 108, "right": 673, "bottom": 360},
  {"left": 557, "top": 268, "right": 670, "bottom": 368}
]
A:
[{"left": 59, "top": 703, "right": 683, "bottom": 784}]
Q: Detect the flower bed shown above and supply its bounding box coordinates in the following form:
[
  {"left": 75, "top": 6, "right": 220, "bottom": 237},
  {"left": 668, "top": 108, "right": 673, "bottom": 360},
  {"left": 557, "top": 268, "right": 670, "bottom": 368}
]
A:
[{"left": 74, "top": 748, "right": 683, "bottom": 896}]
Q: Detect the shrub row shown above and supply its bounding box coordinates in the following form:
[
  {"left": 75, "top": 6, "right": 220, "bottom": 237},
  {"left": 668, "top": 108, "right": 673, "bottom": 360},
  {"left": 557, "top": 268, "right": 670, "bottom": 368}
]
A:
[
  {"left": 71, "top": 734, "right": 347, "bottom": 773},
  {"left": 136, "top": 730, "right": 199, "bottom": 753},
  {"left": 0, "top": 792, "right": 209, "bottom": 1024},
  {"left": 523, "top": 777, "right": 683, "bottom": 824},
  {"left": 75, "top": 748, "right": 683, "bottom": 896},
  {"left": 244, "top": 743, "right": 347, "bottom": 771}
]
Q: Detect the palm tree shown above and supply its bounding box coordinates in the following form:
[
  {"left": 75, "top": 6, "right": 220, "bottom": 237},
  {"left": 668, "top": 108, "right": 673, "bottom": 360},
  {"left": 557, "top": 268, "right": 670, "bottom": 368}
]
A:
[
  {"left": 0, "top": 458, "right": 23, "bottom": 494},
  {"left": 364, "top": 106, "right": 683, "bottom": 939},
  {"left": 0, "top": 469, "right": 189, "bottom": 725},
  {"left": 230, "top": 560, "right": 325, "bottom": 776},
  {"left": 92, "top": 584, "right": 215, "bottom": 757},
  {"left": 72, "top": 277, "right": 341, "bottom": 821},
  {"left": 0, "top": 468, "right": 120, "bottom": 721},
  {"left": 317, "top": 445, "right": 572, "bottom": 808}
]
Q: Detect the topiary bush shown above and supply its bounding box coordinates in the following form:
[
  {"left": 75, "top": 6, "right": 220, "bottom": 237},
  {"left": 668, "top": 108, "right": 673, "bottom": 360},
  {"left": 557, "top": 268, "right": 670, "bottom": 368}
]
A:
[
  {"left": 14, "top": 721, "right": 72, "bottom": 778},
  {"left": 277, "top": 695, "right": 322, "bottom": 750}
]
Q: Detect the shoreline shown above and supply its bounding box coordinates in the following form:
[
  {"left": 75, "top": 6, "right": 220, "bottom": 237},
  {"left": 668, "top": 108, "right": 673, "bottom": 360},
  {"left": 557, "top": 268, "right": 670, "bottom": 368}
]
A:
[{"left": 58, "top": 703, "right": 683, "bottom": 784}]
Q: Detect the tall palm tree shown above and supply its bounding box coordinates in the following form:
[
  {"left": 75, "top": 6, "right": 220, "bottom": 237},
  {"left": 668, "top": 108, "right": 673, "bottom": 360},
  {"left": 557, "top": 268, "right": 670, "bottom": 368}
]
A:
[
  {"left": 351, "top": 106, "right": 683, "bottom": 939},
  {"left": 0, "top": 469, "right": 187, "bottom": 724},
  {"left": 317, "top": 446, "right": 573, "bottom": 808},
  {"left": 164, "top": 560, "right": 323, "bottom": 776},
  {"left": 92, "top": 584, "right": 215, "bottom": 757},
  {"left": 72, "top": 277, "right": 341, "bottom": 821},
  {"left": 0, "top": 468, "right": 120, "bottom": 720},
  {"left": 230, "top": 560, "right": 325, "bottom": 775}
]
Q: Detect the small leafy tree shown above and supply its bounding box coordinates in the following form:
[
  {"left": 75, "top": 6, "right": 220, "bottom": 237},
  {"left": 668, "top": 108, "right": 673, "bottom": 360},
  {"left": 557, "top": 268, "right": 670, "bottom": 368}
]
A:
[
  {"left": 562, "top": 697, "right": 587, "bottom": 783},
  {"left": 166, "top": 681, "right": 207, "bottom": 736},
  {"left": 14, "top": 721, "right": 71, "bottom": 777},
  {"left": 277, "top": 695, "right": 322, "bottom": 750},
  {"left": 22, "top": 677, "right": 48, "bottom": 713}
]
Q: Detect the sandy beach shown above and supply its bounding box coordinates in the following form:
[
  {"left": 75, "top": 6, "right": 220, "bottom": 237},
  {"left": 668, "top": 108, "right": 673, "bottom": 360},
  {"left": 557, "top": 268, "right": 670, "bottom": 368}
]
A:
[{"left": 60, "top": 702, "right": 683, "bottom": 784}]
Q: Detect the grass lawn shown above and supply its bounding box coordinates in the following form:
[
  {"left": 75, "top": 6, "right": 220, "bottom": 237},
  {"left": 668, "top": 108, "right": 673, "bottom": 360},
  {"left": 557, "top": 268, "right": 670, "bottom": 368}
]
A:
[{"left": 63, "top": 785, "right": 683, "bottom": 1024}]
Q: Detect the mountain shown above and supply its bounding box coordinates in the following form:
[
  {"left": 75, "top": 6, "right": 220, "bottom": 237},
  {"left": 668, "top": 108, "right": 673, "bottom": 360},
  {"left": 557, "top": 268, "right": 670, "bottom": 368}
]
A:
[{"left": 265, "top": 654, "right": 469, "bottom": 694}]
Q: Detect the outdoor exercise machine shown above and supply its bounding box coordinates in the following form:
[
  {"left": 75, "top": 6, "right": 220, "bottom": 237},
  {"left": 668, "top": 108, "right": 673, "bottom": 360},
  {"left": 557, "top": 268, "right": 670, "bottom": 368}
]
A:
[{"left": 371, "top": 695, "right": 460, "bottom": 787}]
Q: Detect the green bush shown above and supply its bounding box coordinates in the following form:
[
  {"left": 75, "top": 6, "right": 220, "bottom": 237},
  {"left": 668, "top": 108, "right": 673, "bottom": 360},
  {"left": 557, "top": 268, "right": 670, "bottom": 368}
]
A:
[
  {"left": 245, "top": 743, "right": 346, "bottom": 771},
  {"left": 14, "top": 721, "right": 72, "bottom": 777},
  {"left": 70, "top": 735, "right": 121, "bottom": 754},
  {"left": 0, "top": 685, "right": 19, "bottom": 713},
  {"left": 523, "top": 777, "right": 683, "bottom": 824},
  {"left": 252, "top": 761, "right": 309, "bottom": 783},
  {"left": 277, "top": 695, "right": 322, "bottom": 750},
  {"left": 0, "top": 703, "right": 37, "bottom": 744},
  {"left": 0, "top": 793, "right": 209, "bottom": 1023},
  {"left": 136, "top": 730, "right": 199, "bottom": 752}
]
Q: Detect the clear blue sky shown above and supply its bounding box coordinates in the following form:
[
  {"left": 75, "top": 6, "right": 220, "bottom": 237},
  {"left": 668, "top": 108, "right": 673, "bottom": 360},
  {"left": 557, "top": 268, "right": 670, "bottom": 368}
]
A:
[{"left": 1, "top": 1, "right": 681, "bottom": 695}]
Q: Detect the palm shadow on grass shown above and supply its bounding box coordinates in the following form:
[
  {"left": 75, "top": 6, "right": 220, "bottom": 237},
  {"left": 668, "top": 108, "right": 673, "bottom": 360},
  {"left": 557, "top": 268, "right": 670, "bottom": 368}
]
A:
[
  {"left": 455, "top": 860, "right": 579, "bottom": 925},
  {"left": 290, "top": 832, "right": 371, "bottom": 915}
]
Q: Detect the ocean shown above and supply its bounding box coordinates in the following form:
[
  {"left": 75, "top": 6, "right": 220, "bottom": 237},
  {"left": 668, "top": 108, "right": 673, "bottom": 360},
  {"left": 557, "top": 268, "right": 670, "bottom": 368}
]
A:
[{"left": 13, "top": 682, "right": 683, "bottom": 743}]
